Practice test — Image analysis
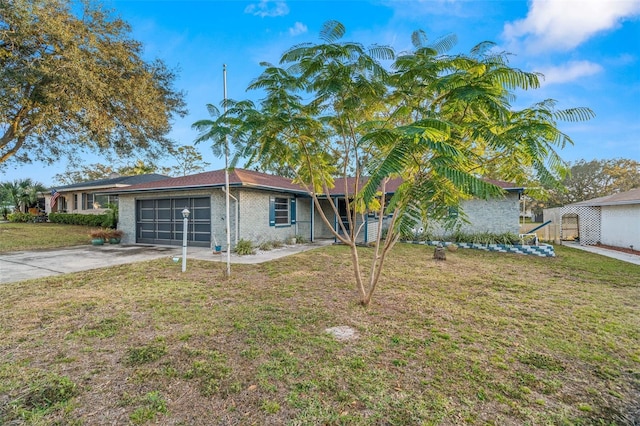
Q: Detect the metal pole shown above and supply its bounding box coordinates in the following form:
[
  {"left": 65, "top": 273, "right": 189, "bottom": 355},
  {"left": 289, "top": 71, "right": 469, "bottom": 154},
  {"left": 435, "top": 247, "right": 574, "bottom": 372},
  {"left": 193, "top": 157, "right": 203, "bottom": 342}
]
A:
[
  {"left": 223, "top": 64, "right": 231, "bottom": 277},
  {"left": 181, "top": 209, "right": 189, "bottom": 272}
]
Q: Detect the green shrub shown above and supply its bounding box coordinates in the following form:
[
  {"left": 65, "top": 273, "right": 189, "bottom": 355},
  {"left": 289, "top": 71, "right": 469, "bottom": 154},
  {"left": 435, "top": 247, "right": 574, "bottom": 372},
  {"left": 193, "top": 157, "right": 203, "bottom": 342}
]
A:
[
  {"left": 235, "top": 239, "right": 255, "bottom": 255},
  {"left": 49, "top": 212, "right": 111, "bottom": 227},
  {"left": 294, "top": 234, "right": 307, "bottom": 244},
  {"left": 448, "top": 231, "right": 520, "bottom": 245},
  {"left": 398, "top": 229, "right": 522, "bottom": 245},
  {"left": 258, "top": 241, "right": 274, "bottom": 251},
  {"left": 7, "top": 212, "right": 35, "bottom": 222},
  {"left": 104, "top": 203, "right": 119, "bottom": 228}
]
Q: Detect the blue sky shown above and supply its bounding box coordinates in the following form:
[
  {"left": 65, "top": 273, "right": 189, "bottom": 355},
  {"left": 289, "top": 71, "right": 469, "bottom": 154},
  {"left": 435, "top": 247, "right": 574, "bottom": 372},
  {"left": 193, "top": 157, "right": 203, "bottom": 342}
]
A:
[{"left": 3, "top": 0, "right": 639, "bottom": 187}]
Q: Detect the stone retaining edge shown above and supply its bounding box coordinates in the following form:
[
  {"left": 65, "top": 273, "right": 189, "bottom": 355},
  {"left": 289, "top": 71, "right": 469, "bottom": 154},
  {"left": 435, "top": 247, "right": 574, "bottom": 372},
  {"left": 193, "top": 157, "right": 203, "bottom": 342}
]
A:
[{"left": 404, "top": 240, "right": 556, "bottom": 257}]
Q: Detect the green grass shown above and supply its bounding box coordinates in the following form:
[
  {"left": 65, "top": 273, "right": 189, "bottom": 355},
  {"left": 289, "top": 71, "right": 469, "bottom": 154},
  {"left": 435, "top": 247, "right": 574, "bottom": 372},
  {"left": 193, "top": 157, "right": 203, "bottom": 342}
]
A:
[
  {"left": 0, "top": 222, "right": 94, "bottom": 252},
  {"left": 0, "top": 243, "right": 638, "bottom": 424}
]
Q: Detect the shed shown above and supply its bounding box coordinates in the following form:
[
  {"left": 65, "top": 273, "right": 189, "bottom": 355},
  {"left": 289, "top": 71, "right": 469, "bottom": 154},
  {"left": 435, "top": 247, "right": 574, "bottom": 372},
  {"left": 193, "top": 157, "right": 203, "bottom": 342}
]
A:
[{"left": 544, "top": 188, "right": 640, "bottom": 249}]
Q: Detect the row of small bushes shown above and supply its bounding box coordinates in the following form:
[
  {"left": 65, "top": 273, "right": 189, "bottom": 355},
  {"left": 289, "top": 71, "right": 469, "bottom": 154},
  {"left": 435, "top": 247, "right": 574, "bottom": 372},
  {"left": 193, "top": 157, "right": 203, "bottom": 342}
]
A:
[
  {"left": 234, "top": 235, "right": 308, "bottom": 256},
  {"left": 6, "top": 212, "right": 37, "bottom": 223},
  {"left": 48, "top": 212, "right": 112, "bottom": 227},
  {"left": 400, "top": 230, "right": 522, "bottom": 245}
]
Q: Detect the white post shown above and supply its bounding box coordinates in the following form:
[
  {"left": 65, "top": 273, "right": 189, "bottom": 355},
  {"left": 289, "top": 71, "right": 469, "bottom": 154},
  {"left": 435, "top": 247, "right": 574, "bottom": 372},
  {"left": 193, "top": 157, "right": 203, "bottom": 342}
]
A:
[
  {"left": 223, "top": 64, "right": 231, "bottom": 277},
  {"left": 181, "top": 208, "right": 190, "bottom": 272}
]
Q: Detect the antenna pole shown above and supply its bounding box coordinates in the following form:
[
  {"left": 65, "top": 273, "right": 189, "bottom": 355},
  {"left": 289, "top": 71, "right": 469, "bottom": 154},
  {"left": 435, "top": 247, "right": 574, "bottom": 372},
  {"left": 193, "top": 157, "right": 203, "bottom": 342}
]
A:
[{"left": 223, "top": 64, "right": 231, "bottom": 277}]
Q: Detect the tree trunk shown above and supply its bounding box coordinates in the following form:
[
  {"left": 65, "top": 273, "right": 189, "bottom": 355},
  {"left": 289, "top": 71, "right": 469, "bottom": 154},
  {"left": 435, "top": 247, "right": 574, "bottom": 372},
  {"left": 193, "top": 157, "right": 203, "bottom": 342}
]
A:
[{"left": 348, "top": 243, "right": 368, "bottom": 305}]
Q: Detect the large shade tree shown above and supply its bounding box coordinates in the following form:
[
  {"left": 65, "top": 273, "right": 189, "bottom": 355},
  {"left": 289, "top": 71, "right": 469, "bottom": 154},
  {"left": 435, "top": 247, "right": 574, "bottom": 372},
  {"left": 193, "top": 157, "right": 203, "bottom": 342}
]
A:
[
  {"left": 0, "top": 0, "right": 187, "bottom": 165},
  {"left": 195, "top": 21, "right": 593, "bottom": 306},
  {"left": 547, "top": 158, "right": 640, "bottom": 206},
  {"left": 52, "top": 146, "right": 209, "bottom": 185}
]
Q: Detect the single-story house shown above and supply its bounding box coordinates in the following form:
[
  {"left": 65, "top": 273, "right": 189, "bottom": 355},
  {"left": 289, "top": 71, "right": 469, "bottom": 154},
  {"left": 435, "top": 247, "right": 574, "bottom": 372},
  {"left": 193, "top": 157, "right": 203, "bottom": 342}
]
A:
[
  {"left": 101, "top": 168, "right": 523, "bottom": 249},
  {"left": 544, "top": 188, "right": 640, "bottom": 249},
  {"left": 44, "top": 174, "right": 169, "bottom": 214}
]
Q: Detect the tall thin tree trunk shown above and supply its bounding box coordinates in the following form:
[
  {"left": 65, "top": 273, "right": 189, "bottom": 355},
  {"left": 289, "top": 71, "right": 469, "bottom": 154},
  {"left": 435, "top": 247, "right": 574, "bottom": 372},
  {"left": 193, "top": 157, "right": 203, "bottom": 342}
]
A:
[{"left": 348, "top": 243, "right": 368, "bottom": 305}]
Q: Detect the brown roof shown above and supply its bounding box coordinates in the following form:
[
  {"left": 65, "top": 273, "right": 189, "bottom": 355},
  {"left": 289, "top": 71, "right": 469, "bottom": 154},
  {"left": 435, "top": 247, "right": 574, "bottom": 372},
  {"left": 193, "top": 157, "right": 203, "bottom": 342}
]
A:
[
  {"left": 327, "top": 176, "right": 521, "bottom": 196},
  {"left": 107, "top": 168, "right": 308, "bottom": 194},
  {"left": 483, "top": 178, "right": 525, "bottom": 191},
  {"left": 106, "top": 168, "right": 521, "bottom": 196},
  {"left": 569, "top": 187, "right": 640, "bottom": 207}
]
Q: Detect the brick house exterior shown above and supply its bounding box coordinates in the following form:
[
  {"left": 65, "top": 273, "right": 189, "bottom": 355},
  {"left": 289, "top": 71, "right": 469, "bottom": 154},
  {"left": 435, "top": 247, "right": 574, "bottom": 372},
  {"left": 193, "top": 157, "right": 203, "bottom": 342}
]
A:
[{"left": 104, "top": 169, "right": 522, "bottom": 249}]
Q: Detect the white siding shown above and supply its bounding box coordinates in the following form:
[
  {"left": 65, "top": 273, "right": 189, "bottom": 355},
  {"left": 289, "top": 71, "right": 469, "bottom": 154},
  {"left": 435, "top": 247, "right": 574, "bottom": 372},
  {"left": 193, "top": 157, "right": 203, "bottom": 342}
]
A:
[{"left": 600, "top": 205, "right": 640, "bottom": 249}]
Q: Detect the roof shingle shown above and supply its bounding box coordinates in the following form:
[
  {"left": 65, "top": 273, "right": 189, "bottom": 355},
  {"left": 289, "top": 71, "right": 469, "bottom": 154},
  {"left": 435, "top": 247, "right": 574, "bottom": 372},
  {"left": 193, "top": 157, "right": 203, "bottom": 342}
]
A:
[
  {"left": 568, "top": 187, "right": 640, "bottom": 206},
  {"left": 104, "top": 168, "right": 522, "bottom": 196}
]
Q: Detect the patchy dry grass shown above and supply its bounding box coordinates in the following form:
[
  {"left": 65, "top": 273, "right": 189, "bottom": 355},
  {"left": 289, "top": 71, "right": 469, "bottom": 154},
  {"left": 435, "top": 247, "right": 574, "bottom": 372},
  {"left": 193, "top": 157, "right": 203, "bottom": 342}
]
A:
[
  {"left": 0, "top": 244, "right": 638, "bottom": 425},
  {"left": 0, "top": 222, "right": 93, "bottom": 252}
]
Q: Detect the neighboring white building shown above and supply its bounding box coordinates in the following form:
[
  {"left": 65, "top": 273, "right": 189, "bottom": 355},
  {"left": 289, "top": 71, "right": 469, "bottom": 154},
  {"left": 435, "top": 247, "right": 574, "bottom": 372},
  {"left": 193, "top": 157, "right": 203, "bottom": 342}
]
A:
[{"left": 544, "top": 188, "right": 640, "bottom": 250}]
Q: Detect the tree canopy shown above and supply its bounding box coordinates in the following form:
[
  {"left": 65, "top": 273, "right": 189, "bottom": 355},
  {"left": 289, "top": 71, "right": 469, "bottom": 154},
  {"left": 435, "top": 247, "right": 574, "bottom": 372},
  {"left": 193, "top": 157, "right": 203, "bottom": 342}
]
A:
[
  {"left": 52, "top": 161, "right": 162, "bottom": 186},
  {"left": 0, "top": 0, "right": 187, "bottom": 165},
  {"left": 195, "top": 21, "right": 593, "bottom": 306},
  {"left": 546, "top": 158, "right": 640, "bottom": 206},
  {"left": 53, "top": 146, "right": 210, "bottom": 185}
]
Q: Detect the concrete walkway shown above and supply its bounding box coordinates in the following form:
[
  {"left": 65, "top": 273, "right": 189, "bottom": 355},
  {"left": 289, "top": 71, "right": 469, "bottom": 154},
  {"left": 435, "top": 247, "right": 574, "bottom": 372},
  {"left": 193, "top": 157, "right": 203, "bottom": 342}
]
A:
[
  {"left": 0, "top": 241, "right": 332, "bottom": 285},
  {"left": 561, "top": 241, "right": 640, "bottom": 266}
]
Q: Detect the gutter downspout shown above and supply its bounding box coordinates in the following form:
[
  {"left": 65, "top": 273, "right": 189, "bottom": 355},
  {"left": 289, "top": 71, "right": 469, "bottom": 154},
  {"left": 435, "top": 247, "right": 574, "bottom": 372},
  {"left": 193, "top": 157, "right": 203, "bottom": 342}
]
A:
[
  {"left": 222, "top": 187, "right": 239, "bottom": 245},
  {"left": 310, "top": 197, "right": 314, "bottom": 242}
]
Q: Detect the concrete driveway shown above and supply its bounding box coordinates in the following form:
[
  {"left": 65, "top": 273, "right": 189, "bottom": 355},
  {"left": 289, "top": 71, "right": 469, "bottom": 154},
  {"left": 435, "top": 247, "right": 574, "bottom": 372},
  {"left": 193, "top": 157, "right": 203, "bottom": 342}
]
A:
[
  {"left": 562, "top": 242, "right": 640, "bottom": 266},
  {"left": 0, "top": 241, "right": 332, "bottom": 285}
]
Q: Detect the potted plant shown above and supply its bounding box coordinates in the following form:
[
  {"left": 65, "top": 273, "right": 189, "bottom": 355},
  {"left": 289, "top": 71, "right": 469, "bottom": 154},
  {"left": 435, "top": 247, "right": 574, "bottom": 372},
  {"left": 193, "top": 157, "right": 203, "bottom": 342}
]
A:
[
  {"left": 107, "top": 229, "right": 124, "bottom": 244},
  {"left": 89, "top": 228, "right": 109, "bottom": 246}
]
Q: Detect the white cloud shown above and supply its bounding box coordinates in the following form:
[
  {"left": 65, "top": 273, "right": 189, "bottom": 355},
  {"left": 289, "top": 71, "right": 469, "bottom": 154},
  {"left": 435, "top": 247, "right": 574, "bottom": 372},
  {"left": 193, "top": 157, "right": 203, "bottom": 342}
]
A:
[
  {"left": 289, "top": 22, "right": 307, "bottom": 36},
  {"left": 244, "top": 0, "right": 290, "bottom": 18},
  {"left": 537, "top": 60, "right": 603, "bottom": 86},
  {"left": 503, "top": 0, "right": 640, "bottom": 52}
]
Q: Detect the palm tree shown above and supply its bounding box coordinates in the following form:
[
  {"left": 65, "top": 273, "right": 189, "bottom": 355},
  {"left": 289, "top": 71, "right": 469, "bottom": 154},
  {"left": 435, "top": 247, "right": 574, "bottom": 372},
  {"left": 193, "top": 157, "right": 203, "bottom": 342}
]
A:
[{"left": 0, "top": 179, "right": 47, "bottom": 212}]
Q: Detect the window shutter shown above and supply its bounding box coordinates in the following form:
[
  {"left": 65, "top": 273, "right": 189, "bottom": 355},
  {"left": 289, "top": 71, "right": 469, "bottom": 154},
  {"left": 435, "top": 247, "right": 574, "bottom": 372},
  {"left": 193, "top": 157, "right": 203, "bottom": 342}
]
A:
[
  {"left": 82, "top": 193, "right": 87, "bottom": 210},
  {"left": 448, "top": 206, "right": 459, "bottom": 219},
  {"left": 269, "top": 197, "right": 275, "bottom": 226},
  {"left": 290, "top": 198, "right": 296, "bottom": 225}
]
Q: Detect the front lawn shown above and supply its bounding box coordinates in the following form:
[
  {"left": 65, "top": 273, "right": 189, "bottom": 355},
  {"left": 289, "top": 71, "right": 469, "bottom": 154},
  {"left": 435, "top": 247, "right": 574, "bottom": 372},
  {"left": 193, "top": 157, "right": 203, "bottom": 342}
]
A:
[
  {"left": 0, "top": 222, "right": 94, "bottom": 252},
  {"left": 0, "top": 244, "right": 638, "bottom": 425}
]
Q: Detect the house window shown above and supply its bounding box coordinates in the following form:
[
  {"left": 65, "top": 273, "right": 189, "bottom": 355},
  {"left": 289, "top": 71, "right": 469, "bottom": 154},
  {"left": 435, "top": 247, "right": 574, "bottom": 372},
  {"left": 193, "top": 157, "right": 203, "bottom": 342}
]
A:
[
  {"left": 59, "top": 196, "right": 67, "bottom": 212},
  {"left": 73, "top": 194, "right": 78, "bottom": 210},
  {"left": 83, "top": 193, "right": 95, "bottom": 209},
  {"left": 94, "top": 194, "right": 118, "bottom": 208},
  {"left": 269, "top": 197, "right": 296, "bottom": 227},
  {"left": 274, "top": 197, "right": 289, "bottom": 225}
]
